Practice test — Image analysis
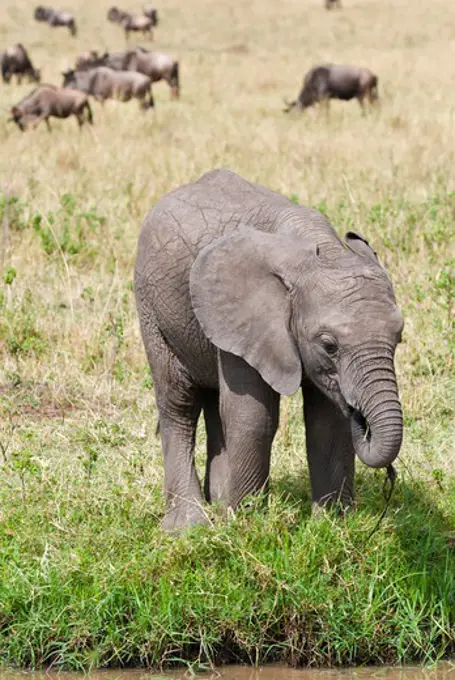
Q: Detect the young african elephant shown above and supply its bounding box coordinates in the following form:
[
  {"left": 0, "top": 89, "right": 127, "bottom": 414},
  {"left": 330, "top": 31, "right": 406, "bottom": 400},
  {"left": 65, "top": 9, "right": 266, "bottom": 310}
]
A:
[
  {"left": 62, "top": 66, "right": 155, "bottom": 109},
  {"left": 9, "top": 85, "right": 93, "bottom": 131},
  {"left": 284, "top": 64, "right": 378, "bottom": 114},
  {"left": 34, "top": 6, "right": 77, "bottom": 36},
  {"left": 1, "top": 44, "right": 41, "bottom": 84},
  {"left": 135, "top": 169, "right": 404, "bottom": 531}
]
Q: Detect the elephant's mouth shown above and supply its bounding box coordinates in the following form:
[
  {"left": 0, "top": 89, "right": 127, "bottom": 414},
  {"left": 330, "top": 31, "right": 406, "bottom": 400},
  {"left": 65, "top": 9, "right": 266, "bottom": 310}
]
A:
[{"left": 351, "top": 409, "right": 372, "bottom": 443}]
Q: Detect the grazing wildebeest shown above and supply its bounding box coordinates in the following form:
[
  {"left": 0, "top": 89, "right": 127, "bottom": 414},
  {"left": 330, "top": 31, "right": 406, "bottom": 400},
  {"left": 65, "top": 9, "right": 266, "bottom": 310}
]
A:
[
  {"left": 107, "top": 6, "right": 154, "bottom": 40},
  {"left": 96, "top": 48, "right": 179, "bottom": 98},
  {"left": 125, "top": 48, "right": 179, "bottom": 97},
  {"left": 8, "top": 85, "right": 93, "bottom": 131},
  {"left": 107, "top": 6, "right": 129, "bottom": 23},
  {"left": 76, "top": 48, "right": 179, "bottom": 98},
  {"left": 75, "top": 50, "right": 100, "bottom": 69},
  {"left": 122, "top": 14, "right": 154, "bottom": 40},
  {"left": 284, "top": 64, "right": 378, "bottom": 114},
  {"left": 325, "top": 0, "right": 342, "bottom": 9},
  {"left": 34, "top": 6, "right": 77, "bottom": 36},
  {"left": 62, "top": 66, "right": 155, "bottom": 109},
  {"left": 143, "top": 6, "right": 159, "bottom": 25},
  {"left": 1, "top": 44, "right": 41, "bottom": 84}
]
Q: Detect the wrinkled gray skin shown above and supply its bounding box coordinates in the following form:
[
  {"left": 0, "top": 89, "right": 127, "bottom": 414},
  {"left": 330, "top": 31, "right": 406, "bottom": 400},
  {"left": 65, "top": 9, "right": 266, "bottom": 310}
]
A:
[
  {"left": 34, "top": 6, "right": 77, "bottom": 36},
  {"left": 8, "top": 84, "right": 92, "bottom": 131},
  {"left": 62, "top": 66, "right": 155, "bottom": 109},
  {"left": 135, "top": 169, "right": 404, "bottom": 531},
  {"left": 1, "top": 44, "right": 41, "bottom": 84},
  {"left": 284, "top": 64, "right": 378, "bottom": 113},
  {"left": 84, "top": 48, "right": 179, "bottom": 99}
]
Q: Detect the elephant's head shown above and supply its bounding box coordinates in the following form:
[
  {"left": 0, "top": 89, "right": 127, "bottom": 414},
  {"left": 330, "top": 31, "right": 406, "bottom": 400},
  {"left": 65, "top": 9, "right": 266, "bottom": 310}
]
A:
[{"left": 190, "top": 222, "right": 404, "bottom": 470}]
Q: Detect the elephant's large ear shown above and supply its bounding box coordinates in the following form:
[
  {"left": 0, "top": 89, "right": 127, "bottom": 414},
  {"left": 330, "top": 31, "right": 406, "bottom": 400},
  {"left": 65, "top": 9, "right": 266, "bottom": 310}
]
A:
[
  {"left": 190, "top": 227, "right": 302, "bottom": 396},
  {"left": 344, "top": 231, "right": 379, "bottom": 263}
]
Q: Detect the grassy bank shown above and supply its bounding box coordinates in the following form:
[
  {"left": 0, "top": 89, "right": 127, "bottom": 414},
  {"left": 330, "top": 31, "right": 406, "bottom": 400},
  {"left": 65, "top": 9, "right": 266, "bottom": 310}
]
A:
[
  {"left": 0, "top": 455, "right": 454, "bottom": 669},
  {"left": 1, "top": 0, "right": 455, "bottom": 669}
]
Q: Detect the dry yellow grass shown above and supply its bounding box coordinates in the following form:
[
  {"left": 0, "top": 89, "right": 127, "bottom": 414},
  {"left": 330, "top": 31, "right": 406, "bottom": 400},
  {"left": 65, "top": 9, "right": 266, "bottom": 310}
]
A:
[{"left": 0, "top": 0, "right": 453, "bottom": 510}]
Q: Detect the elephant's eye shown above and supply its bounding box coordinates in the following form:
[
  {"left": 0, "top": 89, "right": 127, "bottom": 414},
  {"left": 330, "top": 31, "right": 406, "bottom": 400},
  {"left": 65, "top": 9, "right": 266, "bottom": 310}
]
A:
[{"left": 320, "top": 335, "right": 338, "bottom": 356}]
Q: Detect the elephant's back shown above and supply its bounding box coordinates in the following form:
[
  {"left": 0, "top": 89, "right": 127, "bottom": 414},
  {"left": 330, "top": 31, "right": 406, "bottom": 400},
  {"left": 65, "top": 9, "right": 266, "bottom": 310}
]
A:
[
  {"left": 135, "top": 169, "right": 293, "bottom": 386},
  {"left": 135, "top": 175, "right": 231, "bottom": 387}
]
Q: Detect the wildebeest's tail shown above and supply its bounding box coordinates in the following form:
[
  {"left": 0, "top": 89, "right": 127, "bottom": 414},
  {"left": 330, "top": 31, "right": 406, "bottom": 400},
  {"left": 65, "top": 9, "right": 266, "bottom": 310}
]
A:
[
  {"left": 69, "top": 19, "right": 77, "bottom": 36},
  {"left": 1, "top": 54, "right": 10, "bottom": 83},
  {"left": 170, "top": 61, "right": 179, "bottom": 98},
  {"left": 85, "top": 100, "right": 93, "bottom": 124},
  {"left": 370, "top": 74, "right": 379, "bottom": 101}
]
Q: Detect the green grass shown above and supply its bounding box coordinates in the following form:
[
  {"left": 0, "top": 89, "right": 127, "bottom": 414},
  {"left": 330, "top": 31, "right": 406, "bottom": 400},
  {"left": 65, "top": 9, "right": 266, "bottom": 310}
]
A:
[
  {"left": 0, "top": 188, "right": 454, "bottom": 670},
  {"left": 0, "top": 474, "right": 454, "bottom": 670},
  {"left": 0, "top": 189, "right": 453, "bottom": 671}
]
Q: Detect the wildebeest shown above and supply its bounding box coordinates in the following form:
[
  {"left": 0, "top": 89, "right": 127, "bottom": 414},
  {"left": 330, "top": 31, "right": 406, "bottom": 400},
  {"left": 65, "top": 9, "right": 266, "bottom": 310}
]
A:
[
  {"left": 107, "top": 6, "right": 154, "bottom": 40},
  {"left": 75, "top": 48, "right": 180, "bottom": 99},
  {"left": 284, "top": 64, "right": 378, "bottom": 114},
  {"left": 123, "top": 14, "right": 154, "bottom": 40},
  {"left": 120, "top": 47, "right": 179, "bottom": 97},
  {"left": 107, "top": 6, "right": 129, "bottom": 23},
  {"left": 62, "top": 66, "right": 155, "bottom": 109},
  {"left": 34, "top": 6, "right": 77, "bottom": 36},
  {"left": 1, "top": 44, "right": 41, "bottom": 84},
  {"left": 75, "top": 50, "right": 100, "bottom": 69},
  {"left": 143, "top": 6, "right": 159, "bottom": 25},
  {"left": 8, "top": 85, "right": 93, "bottom": 131},
  {"left": 325, "top": 0, "right": 342, "bottom": 9}
]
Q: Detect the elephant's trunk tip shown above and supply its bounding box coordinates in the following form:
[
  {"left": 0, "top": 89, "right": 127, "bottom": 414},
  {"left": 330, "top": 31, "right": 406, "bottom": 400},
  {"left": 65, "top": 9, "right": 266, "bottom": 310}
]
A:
[{"left": 351, "top": 405, "right": 403, "bottom": 469}]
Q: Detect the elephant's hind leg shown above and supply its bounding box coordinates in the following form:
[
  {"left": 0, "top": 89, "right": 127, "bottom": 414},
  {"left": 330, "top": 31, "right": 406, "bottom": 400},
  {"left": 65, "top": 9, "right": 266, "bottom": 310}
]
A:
[
  {"left": 145, "top": 325, "right": 207, "bottom": 531},
  {"left": 203, "top": 391, "right": 229, "bottom": 504},
  {"left": 219, "top": 351, "right": 280, "bottom": 510},
  {"left": 302, "top": 379, "right": 355, "bottom": 511}
]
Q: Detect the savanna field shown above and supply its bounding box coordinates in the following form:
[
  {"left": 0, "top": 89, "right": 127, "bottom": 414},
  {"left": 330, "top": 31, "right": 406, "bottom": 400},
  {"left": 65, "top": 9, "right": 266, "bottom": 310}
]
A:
[{"left": 0, "top": 0, "right": 454, "bottom": 670}]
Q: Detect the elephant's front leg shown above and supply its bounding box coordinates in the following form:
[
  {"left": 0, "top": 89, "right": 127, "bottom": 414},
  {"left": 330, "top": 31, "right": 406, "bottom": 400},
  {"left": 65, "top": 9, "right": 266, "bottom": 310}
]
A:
[
  {"left": 302, "top": 379, "right": 355, "bottom": 510},
  {"left": 219, "top": 351, "right": 280, "bottom": 509}
]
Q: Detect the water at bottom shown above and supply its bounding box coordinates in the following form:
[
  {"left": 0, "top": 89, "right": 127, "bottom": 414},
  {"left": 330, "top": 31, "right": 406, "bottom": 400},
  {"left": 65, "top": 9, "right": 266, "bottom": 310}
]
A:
[{"left": 0, "top": 663, "right": 454, "bottom": 680}]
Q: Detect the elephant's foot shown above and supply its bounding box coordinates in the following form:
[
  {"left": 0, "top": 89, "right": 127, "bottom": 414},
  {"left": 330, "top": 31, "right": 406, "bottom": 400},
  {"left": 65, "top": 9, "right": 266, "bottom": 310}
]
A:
[
  {"left": 162, "top": 499, "right": 209, "bottom": 533},
  {"left": 311, "top": 495, "right": 355, "bottom": 518}
]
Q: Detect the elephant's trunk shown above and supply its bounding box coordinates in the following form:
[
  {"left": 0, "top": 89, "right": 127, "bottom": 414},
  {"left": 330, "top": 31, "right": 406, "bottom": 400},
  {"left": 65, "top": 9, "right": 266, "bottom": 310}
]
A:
[{"left": 346, "top": 348, "right": 403, "bottom": 468}]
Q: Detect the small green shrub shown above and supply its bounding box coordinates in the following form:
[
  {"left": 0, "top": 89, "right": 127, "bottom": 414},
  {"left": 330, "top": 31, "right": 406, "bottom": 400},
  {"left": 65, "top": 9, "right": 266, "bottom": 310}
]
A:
[
  {"left": 0, "top": 290, "right": 47, "bottom": 357},
  {"left": 32, "top": 193, "right": 106, "bottom": 263}
]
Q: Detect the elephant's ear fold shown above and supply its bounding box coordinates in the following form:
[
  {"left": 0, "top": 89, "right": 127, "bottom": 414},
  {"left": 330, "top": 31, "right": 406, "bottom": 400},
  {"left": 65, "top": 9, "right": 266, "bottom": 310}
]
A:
[
  {"left": 190, "top": 227, "right": 302, "bottom": 396},
  {"left": 344, "top": 231, "right": 379, "bottom": 263}
]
